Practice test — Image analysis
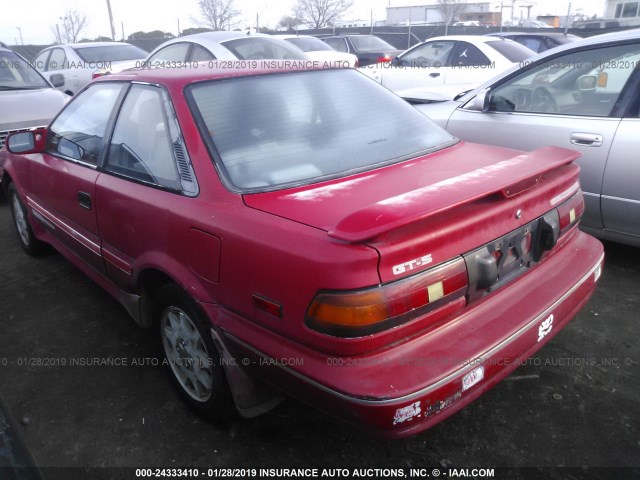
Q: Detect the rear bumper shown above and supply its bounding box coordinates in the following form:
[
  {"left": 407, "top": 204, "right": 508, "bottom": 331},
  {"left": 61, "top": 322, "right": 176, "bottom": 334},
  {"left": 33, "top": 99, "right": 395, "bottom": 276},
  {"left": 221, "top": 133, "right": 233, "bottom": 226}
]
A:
[{"left": 206, "top": 230, "right": 603, "bottom": 438}]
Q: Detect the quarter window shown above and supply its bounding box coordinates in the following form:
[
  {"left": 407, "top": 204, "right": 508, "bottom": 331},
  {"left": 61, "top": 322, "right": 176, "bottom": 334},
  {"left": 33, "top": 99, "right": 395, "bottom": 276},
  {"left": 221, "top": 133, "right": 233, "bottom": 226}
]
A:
[
  {"left": 105, "top": 84, "right": 194, "bottom": 193},
  {"left": 148, "top": 43, "right": 190, "bottom": 63},
  {"left": 47, "top": 83, "right": 124, "bottom": 165}
]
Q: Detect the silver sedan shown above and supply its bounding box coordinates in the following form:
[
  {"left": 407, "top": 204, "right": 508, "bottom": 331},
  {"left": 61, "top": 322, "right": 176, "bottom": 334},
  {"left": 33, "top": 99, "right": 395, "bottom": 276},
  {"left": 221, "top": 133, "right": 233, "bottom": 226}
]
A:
[{"left": 413, "top": 29, "right": 640, "bottom": 247}]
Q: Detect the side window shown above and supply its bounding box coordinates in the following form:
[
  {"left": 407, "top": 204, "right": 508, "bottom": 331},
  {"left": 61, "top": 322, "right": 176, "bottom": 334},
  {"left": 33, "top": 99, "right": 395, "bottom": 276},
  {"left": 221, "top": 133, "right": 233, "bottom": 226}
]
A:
[
  {"left": 47, "top": 83, "right": 124, "bottom": 165},
  {"left": 190, "top": 44, "right": 215, "bottom": 62},
  {"left": 148, "top": 43, "right": 190, "bottom": 63},
  {"left": 487, "top": 44, "right": 640, "bottom": 117},
  {"left": 450, "top": 42, "right": 491, "bottom": 67},
  {"left": 400, "top": 41, "right": 455, "bottom": 67},
  {"left": 33, "top": 51, "right": 50, "bottom": 72},
  {"left": 48, "top": 48, "right": 67, "bottom": 71},
  {"left": 105, "top": 85, "right": 195, "bottom": 193},
  {"left": 324, "top": 38, "right": 348, "bottom": 53}
]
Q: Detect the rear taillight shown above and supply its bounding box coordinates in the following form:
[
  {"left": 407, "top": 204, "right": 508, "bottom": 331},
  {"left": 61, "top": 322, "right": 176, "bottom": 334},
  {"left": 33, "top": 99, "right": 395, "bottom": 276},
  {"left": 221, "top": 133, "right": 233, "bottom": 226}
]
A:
[
  {"left": 557, "top": 191, "right": 584, "bottom": 234},
  {"left": 377, "top": 55, "right": 392, "bottom": 64},
  {"left": 305, "top": 258, "right": 467, "bottom": 337},
  {"left": 92, "top": 72, "right": 108, "bottom": 80}
]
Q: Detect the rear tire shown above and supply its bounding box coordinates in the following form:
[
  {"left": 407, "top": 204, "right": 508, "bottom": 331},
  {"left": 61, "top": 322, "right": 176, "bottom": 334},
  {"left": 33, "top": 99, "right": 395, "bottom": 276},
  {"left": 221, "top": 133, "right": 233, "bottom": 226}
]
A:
[
  {"left": 7, "top": 183, "right": 45, "bottom": 256},
  {"left": 154, "top": 284, "right": 235, "bottom": 421}
]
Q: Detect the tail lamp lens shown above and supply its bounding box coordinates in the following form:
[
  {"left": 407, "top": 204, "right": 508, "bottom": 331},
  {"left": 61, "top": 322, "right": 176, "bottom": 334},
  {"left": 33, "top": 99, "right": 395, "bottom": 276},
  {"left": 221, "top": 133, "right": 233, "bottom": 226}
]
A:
[
  {"left": 305, "top": 258, "right": 468, "bottom": 337},
  {"left": 557, "top": 191, "right": 584, "bottom": 234}
]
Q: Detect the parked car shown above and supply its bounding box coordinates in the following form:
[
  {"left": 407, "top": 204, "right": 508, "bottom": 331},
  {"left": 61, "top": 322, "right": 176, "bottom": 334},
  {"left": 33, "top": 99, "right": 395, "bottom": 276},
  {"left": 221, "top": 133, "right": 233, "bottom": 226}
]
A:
[
  {"left": 360, "top": 35, "right": 534, "bottom": 94},
  {"left": 413, "top": 29, "right": 640, "bottom": 247},
  {"left": 1, "top": 64, "right": 602, "bottom": 438},
  {"left": 33, "top": 42, "right": 147, "bottom": 95},
  {"left": 94, "top": 32, "right": 309, "bottom": 77},
  {"left": 0, "top": 45, "right": 68, "bottom": 183},
  {"left": 320, "top": 34, "right": 402, "bottom": 66},
  {"left": 145, "top": 31, "right": 307, "bottom": 64},
  {"left": 487, "top": 32, "right": 581, "bottom": 53},
  {"left": 273, "top": 34, "right": 358, "bottom": 67},
  {"left": 573, "top": 18, "right": 640, "bottom": 29}
]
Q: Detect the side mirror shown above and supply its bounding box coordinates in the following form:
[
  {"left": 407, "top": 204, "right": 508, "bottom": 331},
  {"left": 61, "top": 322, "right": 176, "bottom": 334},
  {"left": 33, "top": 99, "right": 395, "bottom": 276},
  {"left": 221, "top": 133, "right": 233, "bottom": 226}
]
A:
[
  {"left": 468, "top": 88, "right": 491, "bottom": 112},
  {"left": 49, "top": 73, "right": 65, "bottom": 88},
  {"left": 6, "top": 129, "right": 48, "bottom": 154},
  {"left": 577, "top": 75, "right": 598, "bottom": 92},
  {"left": 391, "top": 56, "right": 401, "bottom": 66}
]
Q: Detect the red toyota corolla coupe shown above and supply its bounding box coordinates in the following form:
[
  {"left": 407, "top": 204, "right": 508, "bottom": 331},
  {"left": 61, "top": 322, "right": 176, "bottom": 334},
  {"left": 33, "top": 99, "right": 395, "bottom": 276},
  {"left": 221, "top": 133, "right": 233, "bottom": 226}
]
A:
[{"left": 0, "top": 62, "right": 603, "bottom": 438}]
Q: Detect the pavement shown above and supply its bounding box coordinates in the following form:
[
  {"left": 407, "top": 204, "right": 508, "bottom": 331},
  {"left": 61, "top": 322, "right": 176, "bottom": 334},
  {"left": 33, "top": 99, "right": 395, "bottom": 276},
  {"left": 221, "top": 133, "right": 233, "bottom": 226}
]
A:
[{"left": 0, "top": 196, "right": 639, "bottom": 479}]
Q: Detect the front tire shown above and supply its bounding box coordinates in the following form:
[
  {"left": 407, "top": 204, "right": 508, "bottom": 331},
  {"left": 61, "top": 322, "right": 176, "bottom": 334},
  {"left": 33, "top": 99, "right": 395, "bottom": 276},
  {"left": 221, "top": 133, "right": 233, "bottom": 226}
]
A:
[
  {"left": 7, "top": 183, "right": 45, "bottom": 256},
  {"left": 155, "top": 284, "right": 234, "bottom": 421}
]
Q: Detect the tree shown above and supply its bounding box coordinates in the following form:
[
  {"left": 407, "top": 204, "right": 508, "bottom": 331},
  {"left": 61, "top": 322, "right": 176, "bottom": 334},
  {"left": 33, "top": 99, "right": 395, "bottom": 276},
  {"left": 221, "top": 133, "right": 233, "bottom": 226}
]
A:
[
  {"left": 181, "top": 27, "right": 213, "bottom": 36},
  {"left": 277, "top": 15, "right": 303, "bottom": 31},
  {"left": 437, "top": 0, "right": 467, "bottom": 25},
  {"left": 196, "top": 0, "right": 241, "bottom": 31},
  {"left": 59, "top": 9, "right": 89, "bottom": 43},
  {"left": 293, "top": 0, "right": 353, "bottom": 29}
]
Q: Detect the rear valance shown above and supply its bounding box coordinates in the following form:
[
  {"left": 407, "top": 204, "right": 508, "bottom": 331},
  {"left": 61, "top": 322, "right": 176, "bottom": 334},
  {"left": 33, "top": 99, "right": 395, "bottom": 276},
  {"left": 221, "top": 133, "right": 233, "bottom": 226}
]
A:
[{"left": 329, "top": 146, "right": 580, "bottom": 242}]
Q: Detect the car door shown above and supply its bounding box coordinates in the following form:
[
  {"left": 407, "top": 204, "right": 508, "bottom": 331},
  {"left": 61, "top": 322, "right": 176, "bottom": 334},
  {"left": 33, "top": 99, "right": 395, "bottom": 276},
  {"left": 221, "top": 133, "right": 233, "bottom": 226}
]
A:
[
  {"left": 43, "top": 47, "right": 82, "bottom": 94},
  {"left": 445, "top": 41, "right": 640, "bottom": 233},
  {"left": 27, "top": 82, "right": 125, "bottom": 271},
  {"left": 94, "top": 83, "right": 200, "bottom": 289},
  {"left": 600, "top": 96, "right": 640, "bottom": 239},
  {"left": 377, "top": 40, "right": 456, "bottom": 91}
]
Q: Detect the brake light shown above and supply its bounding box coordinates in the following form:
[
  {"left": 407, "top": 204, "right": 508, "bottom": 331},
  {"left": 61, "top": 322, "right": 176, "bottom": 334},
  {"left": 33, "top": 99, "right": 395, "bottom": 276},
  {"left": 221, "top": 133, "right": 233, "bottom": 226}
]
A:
[
  {"left": 306, "top": 258, "right": 467, "bottom": 337},
  {"left": 557, "top": 191, "right": 584, "bottom": 234},
  {"left": 92, "top": 72, "right": 108, "bottom": 80},
  {"left": 377, "top": 55, "right": 392, "bottom": 64}
]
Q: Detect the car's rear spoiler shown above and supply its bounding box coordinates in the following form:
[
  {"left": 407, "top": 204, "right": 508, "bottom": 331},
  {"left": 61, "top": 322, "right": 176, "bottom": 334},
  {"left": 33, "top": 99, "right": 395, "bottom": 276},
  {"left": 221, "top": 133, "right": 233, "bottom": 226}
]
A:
[{"left": 328, "top": 146, "right": 580, "bottom": 242}]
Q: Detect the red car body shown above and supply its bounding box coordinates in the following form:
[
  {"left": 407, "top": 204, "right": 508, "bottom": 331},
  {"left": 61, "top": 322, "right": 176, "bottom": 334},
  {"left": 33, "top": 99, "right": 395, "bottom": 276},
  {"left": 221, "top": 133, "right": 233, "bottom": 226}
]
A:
[{"left": 1, "top": 65, "right": 603, "bottom": 438}]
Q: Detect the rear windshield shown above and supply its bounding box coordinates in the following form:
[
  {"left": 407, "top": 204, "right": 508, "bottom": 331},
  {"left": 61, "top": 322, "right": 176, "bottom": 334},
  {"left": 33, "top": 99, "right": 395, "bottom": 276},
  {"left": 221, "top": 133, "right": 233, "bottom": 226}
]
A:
[
  {"left": 222, "top": 38, "right": 307, "bottom": 60},
  {"left": 351, "top": 36, "right": 396, "bottom": 52},
  {"left": 74, "top": 45, "right": 147, "bottom": 62},
  {"left": 0, "top": 50, "right": 49, "bottom": 89},
  {"left": 286, "top": 37, "right": 333, "bottom": 52},
  {"left": 188, "top": 69, "right": 455, "bottom": 192},
  {"left": 486, "top": 40, "right": 534, "bottom": 62}
]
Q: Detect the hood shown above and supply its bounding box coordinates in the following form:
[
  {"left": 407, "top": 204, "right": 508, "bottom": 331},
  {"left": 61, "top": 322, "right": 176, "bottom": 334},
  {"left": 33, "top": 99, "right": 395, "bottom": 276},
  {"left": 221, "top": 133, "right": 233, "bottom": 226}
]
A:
[
  {"left": 398, "top": 83, "right": 478, "bottom": 103},
  {"left": 243, "top": 142, "right": 579, "bottom": 243},
  {"left": 0, "top": 88, "right": 68, "bottom": 131}
]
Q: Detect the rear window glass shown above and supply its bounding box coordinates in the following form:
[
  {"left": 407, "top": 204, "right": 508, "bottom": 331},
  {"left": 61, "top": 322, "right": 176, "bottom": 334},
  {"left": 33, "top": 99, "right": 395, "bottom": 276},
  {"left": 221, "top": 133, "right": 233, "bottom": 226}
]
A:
[
  {"left": 486, "top": 40, "right": 534, "bottom": 62},
  {"left": 286, "top": 37, "right": 333, "bottom": 52},
  {"left": 351, "top": 36, "right": 395, "bottom": 52},
  {"left": 188, "top": 69, "right": 455, "bottom": 192},
  {"left": 74, "top": 45, "right": 147, "bottom": 62},
  {"left": 222, "top": 38, "right": 306, "bottom": 60}
]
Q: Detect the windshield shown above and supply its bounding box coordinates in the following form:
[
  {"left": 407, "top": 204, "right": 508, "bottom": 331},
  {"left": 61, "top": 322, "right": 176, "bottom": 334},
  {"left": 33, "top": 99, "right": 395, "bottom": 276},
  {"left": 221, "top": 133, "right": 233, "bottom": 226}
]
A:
[
  {"left": 222, "top": 38, "right": 307, "bottom": 60},
  {"left": 286, "top": 37, "right": 333, "bottom": 52},
  {"left": 74, "top": 45, "right": 147, "bottom": 62},
  {"left": 486, "top": 40, "right": 534, "bottom": 62},
  {"left": 0, "top": 50, "right": 50, "bottom": 89},
  {"left": 188, "top": 69, "right": 455, "bottom": 192},
  {"left": 351, "top": 36, "right": 396, "bottom": 52}
]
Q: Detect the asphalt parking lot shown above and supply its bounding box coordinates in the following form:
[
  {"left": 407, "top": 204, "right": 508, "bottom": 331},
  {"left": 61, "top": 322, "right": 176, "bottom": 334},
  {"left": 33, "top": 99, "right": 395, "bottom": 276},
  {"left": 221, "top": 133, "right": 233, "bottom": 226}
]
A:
[{"left": 0, "top": 195, "right": 639, "bottom": 480}]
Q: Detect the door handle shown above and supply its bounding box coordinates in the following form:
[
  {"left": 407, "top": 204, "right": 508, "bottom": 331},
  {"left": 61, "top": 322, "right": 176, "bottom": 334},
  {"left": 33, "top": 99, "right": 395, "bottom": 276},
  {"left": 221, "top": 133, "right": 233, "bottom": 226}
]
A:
[
  {"left": 429, "top": 72, "right": 440, "bottom": 78},
  {"left": 78, "top": 191, "right": 92, "bottom": 210},
  {"left": 570, "top": 133, "right": 602, "bottom": 147}
]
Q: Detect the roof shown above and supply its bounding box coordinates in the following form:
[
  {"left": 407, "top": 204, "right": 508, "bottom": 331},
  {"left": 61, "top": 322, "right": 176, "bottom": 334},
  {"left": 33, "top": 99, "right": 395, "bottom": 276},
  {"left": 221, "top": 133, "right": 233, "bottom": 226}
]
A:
[
  {"left": 426, "top": 35, "right": 513, "bottom": 43},
  {"left": 487, "top": 32, "right": 580, "bottom": 39},
  {"left": 39, "top": 42, "right": 136, "bottom": 51},
  {"left": 94, "top": 61, "right": 327, "bottom": 89}
]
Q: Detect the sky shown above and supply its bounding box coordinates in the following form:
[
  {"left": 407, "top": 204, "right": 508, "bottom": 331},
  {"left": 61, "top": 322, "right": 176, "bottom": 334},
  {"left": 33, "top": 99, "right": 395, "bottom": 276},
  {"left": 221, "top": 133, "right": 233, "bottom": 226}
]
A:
[{"left": 1, "top": 0, "right": 608, "bottom": 45}]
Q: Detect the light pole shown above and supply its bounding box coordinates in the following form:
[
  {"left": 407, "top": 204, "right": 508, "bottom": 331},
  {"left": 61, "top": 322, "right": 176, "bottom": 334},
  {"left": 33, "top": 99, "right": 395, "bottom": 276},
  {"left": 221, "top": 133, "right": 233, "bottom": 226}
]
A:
[
  {"left": 106, "top": 0, "right": 116, "bottom": 41},
  {"left": 16, "top": 27, "right": 23, "bottom": 45}
]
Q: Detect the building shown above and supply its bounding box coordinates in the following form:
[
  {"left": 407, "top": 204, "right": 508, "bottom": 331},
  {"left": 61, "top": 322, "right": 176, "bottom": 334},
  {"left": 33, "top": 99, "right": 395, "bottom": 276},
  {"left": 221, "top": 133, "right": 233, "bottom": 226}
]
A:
[
  {"left": 386, "top": 1, "right": 538, "bottom": 27},
  {"left": 605, "top": 0, "right": 640, "bottom": 19}
]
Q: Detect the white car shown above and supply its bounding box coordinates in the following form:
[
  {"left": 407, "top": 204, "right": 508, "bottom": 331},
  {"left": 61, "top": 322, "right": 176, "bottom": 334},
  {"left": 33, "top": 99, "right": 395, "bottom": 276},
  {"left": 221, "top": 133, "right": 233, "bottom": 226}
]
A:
[
  {"left": 273, "top": 34, "right": 358, "bottom": 67},
  {"left": 360, "top": 35, "right": 534, "bottom": 95},
  {"left": 33, "top": 42, "right": 147, "bottom": 95}
]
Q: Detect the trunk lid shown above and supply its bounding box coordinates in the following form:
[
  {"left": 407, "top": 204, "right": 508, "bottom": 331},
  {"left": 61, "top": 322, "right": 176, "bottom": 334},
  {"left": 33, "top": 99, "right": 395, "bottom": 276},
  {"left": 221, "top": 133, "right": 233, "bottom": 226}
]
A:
[{"left": 244, "top": 141, "right": 581, "bottom": 282}]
